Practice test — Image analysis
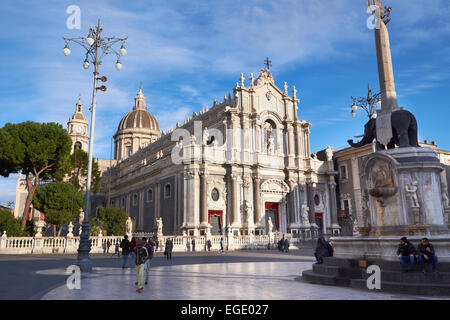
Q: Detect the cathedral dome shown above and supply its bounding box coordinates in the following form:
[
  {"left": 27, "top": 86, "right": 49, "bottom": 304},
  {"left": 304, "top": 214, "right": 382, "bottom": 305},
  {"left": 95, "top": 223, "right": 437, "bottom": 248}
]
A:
[
  {"left": 117, "top": 109, "right": 160, "bottom": 132},
  {"left": 114, "top": 86, "right": 161, "bottom": 160},
  {"left": 117, "top": 86, "right": 160, "bottom": 133}
]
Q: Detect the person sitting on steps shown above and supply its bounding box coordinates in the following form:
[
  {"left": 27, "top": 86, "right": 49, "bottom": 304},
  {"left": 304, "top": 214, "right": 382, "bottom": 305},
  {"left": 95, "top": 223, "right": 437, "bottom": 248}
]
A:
[
  {"left": 417, "top": 237, "right": 439, "bottom": 273},
  {"left": 397, "top": 237, "right": 417, "bottom": 273}
]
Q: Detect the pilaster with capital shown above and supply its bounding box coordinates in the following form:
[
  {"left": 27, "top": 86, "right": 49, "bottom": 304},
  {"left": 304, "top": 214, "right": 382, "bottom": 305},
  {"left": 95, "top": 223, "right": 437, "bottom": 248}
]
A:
[
  {"left": 230, "top": 173, "right": 240, "bottom": 227},
  {"left": 253, "top": 175, "right": 262, "bottom": 227}
]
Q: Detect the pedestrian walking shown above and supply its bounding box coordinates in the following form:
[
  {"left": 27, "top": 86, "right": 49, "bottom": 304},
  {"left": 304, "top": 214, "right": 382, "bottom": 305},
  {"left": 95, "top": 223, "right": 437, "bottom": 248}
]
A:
[
  {"left": 142, "top": 237, "right": 154, "bottom": 285},
  {"left": 165, "top": 238, "right": 173, "bottom": 260},
  {"left": 206, "top": 239, "right": 212, "bottom": 252},
  {"left": 134, "top": 239, "right": 148, "bottom": 293},
  {"left": 112, "top": 242, "right": 120, "bottom": 258},
  {"left": 191, "top": 238, "right": 196, "bottom": 252},
  {"left": 120, "top": 235, "right": 131, "bottom": 268},
  {"left": 186, "top": 240, "right": 191, "bottom": 252},
  {"left": 219, "top": 237, "right": 224, "bottom": 253},
  {"left": 106, "top": 240, "right": 111, "bottom": 254}
]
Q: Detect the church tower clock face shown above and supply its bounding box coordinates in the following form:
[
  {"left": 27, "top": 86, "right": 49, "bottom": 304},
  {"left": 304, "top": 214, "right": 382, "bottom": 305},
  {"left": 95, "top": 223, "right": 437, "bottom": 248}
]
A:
[{"left": 76, "top": 125, "right": 83, "bottom": 133}]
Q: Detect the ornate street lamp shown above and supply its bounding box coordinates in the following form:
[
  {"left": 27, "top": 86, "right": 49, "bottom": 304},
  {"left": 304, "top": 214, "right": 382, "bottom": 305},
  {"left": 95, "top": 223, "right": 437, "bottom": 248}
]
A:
[
  {"left": 63, "top": 19, "right": 127, "bottom": 272},
  {"left": 350, "top": 84, "right": 381, "bottom": 119}
]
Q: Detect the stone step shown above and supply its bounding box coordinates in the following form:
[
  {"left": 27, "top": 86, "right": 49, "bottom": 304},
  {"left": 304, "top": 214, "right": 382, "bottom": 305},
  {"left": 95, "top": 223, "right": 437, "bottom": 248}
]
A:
[
  {"left": 312, "top": 263, "right": 340, "bottom": 276},
  {"left": 378, "top": 270, "right": 450, "bottom": 283},
  {"left": 301, "top": 269, "right": 350, "bottom": 287},
  {"left": 350, "top": 278, "right": 450, "bottom": 297},
  {"left": 301, "top": 270, "right": 338, "bottom": 286},
  {"left": 323, "top": 257, "right": 450, "bottom": 273}
]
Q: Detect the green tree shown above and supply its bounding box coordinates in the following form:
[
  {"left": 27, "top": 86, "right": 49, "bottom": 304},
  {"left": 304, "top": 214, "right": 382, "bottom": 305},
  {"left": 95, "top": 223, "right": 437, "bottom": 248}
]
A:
[
  {"left": 88, "top": 217, "right": 106, "bottom": 236},
  {"left": 32, "top": 181, "right": 84, "bottom": 236},
  {"left": 97, "top": 207, "right": 129, "bottom": 236},
  {"left": 66, "top": 149, "right": 101, "bottom": 194},
  {"left": 0, "top": 209, "right": 26, "bottom": 237},
  {"left": 0, "top": 122, "right": 72, "bottom": 230}
]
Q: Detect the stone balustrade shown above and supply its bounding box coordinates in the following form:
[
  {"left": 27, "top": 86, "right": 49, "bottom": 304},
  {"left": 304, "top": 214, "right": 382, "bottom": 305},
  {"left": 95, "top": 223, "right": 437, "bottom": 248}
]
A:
[
  {"left": 0, "top": 231, "right": 300, "bottom": 254},
  {"left": 0, "top": 232, "right": 123, "bottom": 254}
]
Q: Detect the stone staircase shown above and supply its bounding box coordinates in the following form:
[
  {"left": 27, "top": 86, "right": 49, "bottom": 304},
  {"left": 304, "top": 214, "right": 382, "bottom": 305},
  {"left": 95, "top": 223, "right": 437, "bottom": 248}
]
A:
[{"left": 302, "top": 257, "right": 450, "bottom": 296}]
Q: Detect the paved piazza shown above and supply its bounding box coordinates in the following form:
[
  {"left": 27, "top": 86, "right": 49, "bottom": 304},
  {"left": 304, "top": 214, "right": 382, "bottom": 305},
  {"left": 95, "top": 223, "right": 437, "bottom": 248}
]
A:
[
  {"left": 1, "top": 250, "right": 446, "bottom": 300},
  {"left": 37, "top": 253, "right": 437, "bottom": 300}
]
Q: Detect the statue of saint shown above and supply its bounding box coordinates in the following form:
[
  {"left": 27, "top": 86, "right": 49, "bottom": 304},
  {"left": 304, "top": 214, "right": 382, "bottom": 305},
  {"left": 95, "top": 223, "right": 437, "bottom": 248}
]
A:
[
  {"left": 267, "top": 217, "right": 273, "bottom": 234},
  {"left": 126, "top": 217, "right": 132, "bottom": 235},
  {"left": 301, "top": 204, "right": 310, "bottom": 226},
  {"left": 203, "top": 127, "right": 209, "bottom": 146},
  {"left": 157, "top": 217, "right": 163, "bottom": 235},
  {"left": 267, "top": 135, "right": 274, "bottom": 155},
  {"left": 325, "top": 146, "right": 334, "bottom": 162}
]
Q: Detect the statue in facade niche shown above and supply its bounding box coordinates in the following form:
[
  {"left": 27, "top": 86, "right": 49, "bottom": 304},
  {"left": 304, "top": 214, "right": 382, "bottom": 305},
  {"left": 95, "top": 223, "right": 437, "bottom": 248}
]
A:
[
  {"left": 267, "top": 135, "right": 274, "bottom": 154},
  {"left": 405, "top": 181, "right": 420, "bottom": 208}
]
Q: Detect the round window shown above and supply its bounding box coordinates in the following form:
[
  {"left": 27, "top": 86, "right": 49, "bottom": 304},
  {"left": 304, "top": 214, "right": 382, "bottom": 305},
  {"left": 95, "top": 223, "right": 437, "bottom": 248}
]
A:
[
  {"left": 314, "top": 194, "right": 320, "bottom": 206},
  {"left": 211, "top": 188, "right": 220, "bottom": 201}
]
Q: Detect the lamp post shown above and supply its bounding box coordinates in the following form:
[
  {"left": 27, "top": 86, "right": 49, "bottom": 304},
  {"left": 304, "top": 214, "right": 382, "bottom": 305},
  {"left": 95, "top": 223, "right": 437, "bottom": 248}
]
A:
[
  {"left": 350, "top": 84, "right": 382, "bottom": 119},
  {"left": 63, "top": 19, "right": 127, "bottom": 272}
]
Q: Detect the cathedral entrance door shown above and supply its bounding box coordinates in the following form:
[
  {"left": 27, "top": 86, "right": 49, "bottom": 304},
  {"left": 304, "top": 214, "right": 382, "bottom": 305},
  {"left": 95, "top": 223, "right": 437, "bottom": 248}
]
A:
[
  {"left": 265, "top": 203, "right": 279, "bottom": 233},
  {"left": 315, "top": 213, "right": 323, "bottom": 236},
  {"left": 208, "top": 210, "right": 223, "bottom": 235}
]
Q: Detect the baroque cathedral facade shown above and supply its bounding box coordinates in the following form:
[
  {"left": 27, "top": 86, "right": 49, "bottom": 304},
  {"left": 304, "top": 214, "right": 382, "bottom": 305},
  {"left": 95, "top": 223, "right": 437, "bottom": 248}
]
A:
[{"left": 63, "top": 67, "right": 342, "bottom": 238}]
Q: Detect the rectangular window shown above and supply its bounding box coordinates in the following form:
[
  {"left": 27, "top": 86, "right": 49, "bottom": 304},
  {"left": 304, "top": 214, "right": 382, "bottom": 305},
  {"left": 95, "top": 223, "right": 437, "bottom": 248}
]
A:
[
  {"left": 340, "top": 165, "right": 347, "bottom": 180},
  {"left": 147, "top": 189, "right": 153, "bottom": 202}
]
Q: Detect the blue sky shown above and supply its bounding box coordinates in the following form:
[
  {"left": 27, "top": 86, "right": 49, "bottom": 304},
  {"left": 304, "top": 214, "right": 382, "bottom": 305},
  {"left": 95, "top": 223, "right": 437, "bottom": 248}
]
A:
[{"left": 1, "top": 0, "right": 449, "bottom": 205}]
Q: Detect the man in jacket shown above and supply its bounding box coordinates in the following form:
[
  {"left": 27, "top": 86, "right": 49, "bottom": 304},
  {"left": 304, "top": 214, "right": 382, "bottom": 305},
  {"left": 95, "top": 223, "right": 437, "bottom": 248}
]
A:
[
  {"left": 120, "top": 235, "right": 131, "bottom": 268},
  {"left": 397, "top": 237, "right": 417, "bottom": 272},
  {"left": 417, "top": 238, "right": 438, "bottom": 273}
]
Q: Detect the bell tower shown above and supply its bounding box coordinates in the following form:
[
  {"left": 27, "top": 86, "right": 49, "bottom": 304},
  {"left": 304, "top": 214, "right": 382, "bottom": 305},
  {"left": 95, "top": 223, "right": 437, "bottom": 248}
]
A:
[{"left": 67, "top": 98, "right": 89, "bottom": 153}]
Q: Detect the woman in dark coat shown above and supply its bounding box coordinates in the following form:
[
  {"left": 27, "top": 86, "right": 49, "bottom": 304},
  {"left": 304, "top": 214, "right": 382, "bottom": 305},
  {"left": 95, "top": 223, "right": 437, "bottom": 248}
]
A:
[
  {"left": 314, "top": 236, "right": 333, "bottom": 264},
  {"left": 165, "top": 238, "right": 173, "bottom": 260}
]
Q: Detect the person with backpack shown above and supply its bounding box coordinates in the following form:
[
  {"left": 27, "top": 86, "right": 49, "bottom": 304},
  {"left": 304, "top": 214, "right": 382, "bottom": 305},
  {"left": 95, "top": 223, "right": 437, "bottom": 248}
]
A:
[
  {"left": 142, "top": 237, "right": 154, "bottom": 286},
  {"left": 134, "top": 239, "right": 149, "bottom": 293},
  {"left": 120, "top": 235, "right": 131, "bottom": 268}
]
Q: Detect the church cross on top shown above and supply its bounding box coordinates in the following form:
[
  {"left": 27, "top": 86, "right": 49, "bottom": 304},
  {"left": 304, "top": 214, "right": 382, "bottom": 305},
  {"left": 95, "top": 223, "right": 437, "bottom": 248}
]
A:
[{"left": 264, "top": 57, "right": 272, "bottom": 71}]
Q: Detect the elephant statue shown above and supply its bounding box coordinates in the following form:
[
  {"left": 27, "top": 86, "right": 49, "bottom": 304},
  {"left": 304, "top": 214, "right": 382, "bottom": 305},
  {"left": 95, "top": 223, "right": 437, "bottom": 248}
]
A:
[{"left": 347, "top": 109, "right": 419, "bottom": 150}]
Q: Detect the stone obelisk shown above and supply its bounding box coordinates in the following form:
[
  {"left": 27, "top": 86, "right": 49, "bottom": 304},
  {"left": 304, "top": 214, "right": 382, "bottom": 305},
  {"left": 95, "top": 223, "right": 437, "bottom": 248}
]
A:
[
  {"left": 369, "top": 0, "right": 398, "bottom": 146},
  {"left": 370, "top": 0, "right": 399, "bottom": 114}
]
